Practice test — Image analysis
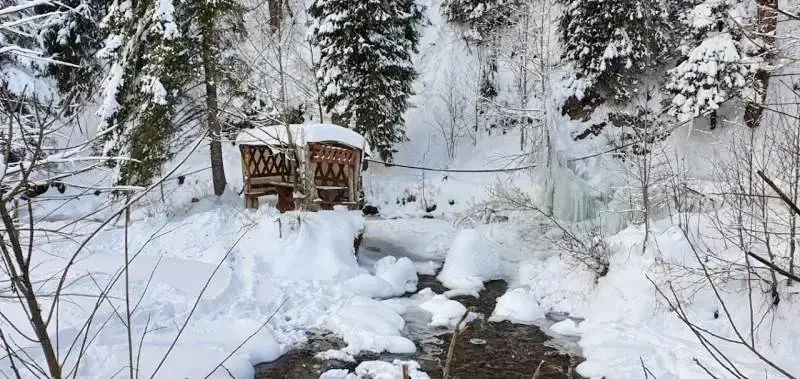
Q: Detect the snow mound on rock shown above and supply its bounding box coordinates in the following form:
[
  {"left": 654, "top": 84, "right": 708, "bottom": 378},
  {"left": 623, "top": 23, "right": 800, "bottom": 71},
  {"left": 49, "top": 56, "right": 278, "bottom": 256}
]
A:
[
  {"left": 320, "top": 359, "right": 430, "bottom": 379},
  {"left": 375, "top": 256, "right": 418, "bottom": 294},
  {"left": 343, "top": 256, "right": 418, "bottom": 298},
  {"left": 419, "top": 294, "right": 474, "bottom": 328},
  {"left": 322, "top": 296, "right": 416, "bottom": 359},
  {"left": 437, "top": 229, "right": 506, "bottom": 295},
  {"left": 489, "top": 287, "right": 545, "bottom": 324}
]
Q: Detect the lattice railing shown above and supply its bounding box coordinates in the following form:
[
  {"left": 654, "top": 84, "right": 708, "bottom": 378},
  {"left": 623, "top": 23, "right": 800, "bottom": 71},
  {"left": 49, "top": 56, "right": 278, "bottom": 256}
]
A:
[{"left": 239, "top": 145, "right": 294, "bottom": 183}]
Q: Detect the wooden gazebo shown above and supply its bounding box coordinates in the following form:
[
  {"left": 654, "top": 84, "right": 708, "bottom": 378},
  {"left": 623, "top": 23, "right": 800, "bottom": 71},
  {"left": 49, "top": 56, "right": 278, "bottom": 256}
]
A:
[{"left": 235, "top": 124, "right": 370, "bottom": 212}]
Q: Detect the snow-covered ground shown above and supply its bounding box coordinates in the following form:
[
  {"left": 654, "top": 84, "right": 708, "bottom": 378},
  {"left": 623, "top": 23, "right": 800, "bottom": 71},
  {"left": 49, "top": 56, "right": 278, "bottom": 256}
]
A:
[{"left": 5, "top": 0, "right": 800, "bottom": 378}]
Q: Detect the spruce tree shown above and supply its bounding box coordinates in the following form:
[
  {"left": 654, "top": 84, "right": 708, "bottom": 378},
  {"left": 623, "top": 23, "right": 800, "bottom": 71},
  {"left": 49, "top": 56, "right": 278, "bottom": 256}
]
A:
[
  {"left": 97, "top": 0, "right": 195, "bottom": 187},
  {"left": 664, "top": 0, "right": 756, "bottom": 126},
  {"left": 560, "top": 0, "right": 672, "bottom": 101},
  {"left": 309, "top": 0, "right": 423, "bottom": 161},
  {"left": 185, "top": 0, "right": 247, "bottom": 195},
  {"left": 441, "top": 0, "right": 519, "bottom": 41},
  {"left": 37, "top": 0, "right": 105, "bottom": 100}
]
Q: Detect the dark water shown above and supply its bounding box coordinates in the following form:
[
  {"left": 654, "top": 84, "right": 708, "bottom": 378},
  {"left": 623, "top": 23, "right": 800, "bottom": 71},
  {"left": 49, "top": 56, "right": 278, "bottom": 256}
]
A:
[{"left": 255, "top": 274, "right": 582, "bottom": 379}]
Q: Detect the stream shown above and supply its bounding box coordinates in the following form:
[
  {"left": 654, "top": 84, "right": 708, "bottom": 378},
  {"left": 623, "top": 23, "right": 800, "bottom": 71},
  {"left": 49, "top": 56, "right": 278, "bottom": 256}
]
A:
[{"left": 255, "top": 226, "right": 583, "bottom": 378}]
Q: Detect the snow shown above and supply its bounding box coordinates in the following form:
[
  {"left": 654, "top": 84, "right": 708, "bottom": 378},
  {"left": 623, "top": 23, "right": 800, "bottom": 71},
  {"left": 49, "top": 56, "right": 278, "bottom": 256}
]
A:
[
  {"left": 489, "top": 288, "right": 545, "bottom": 324},
  {"left": 321, "top": 296, "right": 416, "bottom": 359},
  {"left": 153, "top": 0, "right": 179, "bottom": 39},
  {"left": 418, "top": 294, "right": 473, "bottom": 328},
  {"left": 320, "top": 359, "right": 430, "bottom": 379},
  {"left": 343, "top": 256, "right": 417, "bottom": 298},
  {"left": 98, "top": 62, "right": 124, "bottom": 119},
  {"left": 0, "top": 183, "right": 446, "bottom": 378},
  {"left": 437, "top": 229, "right": 506, "bottom": 296},
  {"left": 374, "top": 256, "right": 419, "bottom": 295},
  {"left": 235, "top": 123, "right": 372, "bottom": 156},
  {"left": 140, "top": 74, "right": 168, "bottom": 105},
  {"left": 550, "top": 319, "right": 581, "bottom": 336},
  {"left": 0, "top": 65, "right": 57, "bottom": 100}
]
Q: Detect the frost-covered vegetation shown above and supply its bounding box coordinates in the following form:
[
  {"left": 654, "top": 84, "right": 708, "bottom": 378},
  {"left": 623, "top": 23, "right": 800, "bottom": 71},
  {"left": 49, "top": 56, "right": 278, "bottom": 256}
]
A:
[{"left": 1, "top": 0, "right": 799, "bottom": 377}]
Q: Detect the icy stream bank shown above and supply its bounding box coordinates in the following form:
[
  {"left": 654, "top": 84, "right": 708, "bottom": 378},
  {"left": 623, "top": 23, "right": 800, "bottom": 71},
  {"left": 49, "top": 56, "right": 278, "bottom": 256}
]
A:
[{"left": 254, "top": 227, "right": 583, "bottom": 379}]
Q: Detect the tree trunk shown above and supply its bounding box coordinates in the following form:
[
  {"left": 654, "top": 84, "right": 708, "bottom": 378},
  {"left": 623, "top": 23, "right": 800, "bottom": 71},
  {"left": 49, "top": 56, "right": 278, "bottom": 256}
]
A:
[
  {"left": 200, "top": 17, "right": 227, "bottom": 196},
  {"left": 709, "top": 110, "right": 717, "bottom": 130},
  {"left": 744, "top": 0, "right": 778, "bottom": 129},
  {"left": 268, "top": 0, "right": 283, "bottom": 34},
  {"left": 0, "top": 202, "right": 61, "bottom": 378}
]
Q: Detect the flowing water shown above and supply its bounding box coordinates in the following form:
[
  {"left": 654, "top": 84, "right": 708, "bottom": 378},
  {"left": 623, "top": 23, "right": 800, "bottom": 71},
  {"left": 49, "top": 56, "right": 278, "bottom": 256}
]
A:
[
  {"left": 254, "top": 228, "right": 583, "bottom": 378},
  {"left": 255, "top": 273, "right": 582, "bottom": 379}
]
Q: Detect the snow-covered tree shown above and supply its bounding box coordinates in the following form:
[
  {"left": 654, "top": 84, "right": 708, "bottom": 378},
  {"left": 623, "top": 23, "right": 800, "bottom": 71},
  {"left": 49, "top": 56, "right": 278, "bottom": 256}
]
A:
[
  {"left": 309, "top": 0, "right": 423, "bottom": 161},
  {"left": 664, "top": 0, "right": 757, "bottom": 127},
  {"left": 441, "top": 0, "right": 519, "bottom": 42},
  {"left": 665, "top": 34, "right": 753, "bottom": 125},
  {"left": 185, "top": 0, "right": 247, "bottom": 195},
  {"left": 1, "top": 0, "right": 57, "bottom": 92},
  {"left": 559, "top": 0, "right": 672, "bottom": 101},
  {"left": 1, "top": 0, "right": 67, "bottom": 167},
  {"left": 97, "top": 0, "right": 196, "bottom": 187},
  {"left": 37, "top": 0, "right": 105, "bottom": 99}
]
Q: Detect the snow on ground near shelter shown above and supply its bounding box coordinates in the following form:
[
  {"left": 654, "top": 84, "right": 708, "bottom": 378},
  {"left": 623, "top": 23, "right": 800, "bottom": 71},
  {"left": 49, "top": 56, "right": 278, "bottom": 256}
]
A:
[{"left": 2, "top": 196, "right": 460, "bottom": 378}]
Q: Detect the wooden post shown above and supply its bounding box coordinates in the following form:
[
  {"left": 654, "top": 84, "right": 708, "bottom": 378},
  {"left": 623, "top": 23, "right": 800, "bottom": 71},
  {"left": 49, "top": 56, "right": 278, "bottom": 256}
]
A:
[
  {"left": 295, "top": 143, "right": 319, "bottom": 211},
  {"left": 240, "top": 147, "right": 257, "bottom": 209},
  {"left": 348, "top": 152, "right": 358, "bottom": 209}
]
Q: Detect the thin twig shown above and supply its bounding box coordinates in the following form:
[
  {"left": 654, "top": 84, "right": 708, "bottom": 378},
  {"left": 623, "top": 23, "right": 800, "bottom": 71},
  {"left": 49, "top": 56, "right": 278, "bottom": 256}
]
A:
[{"left": 442, "top": 309, "right": 470, "bottom": 379}]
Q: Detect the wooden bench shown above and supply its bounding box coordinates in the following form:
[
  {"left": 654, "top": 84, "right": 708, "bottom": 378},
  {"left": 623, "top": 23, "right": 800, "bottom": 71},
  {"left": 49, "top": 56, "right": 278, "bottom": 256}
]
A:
[{"left": 240, "top": 145, "right": 296, "bottom": 210}]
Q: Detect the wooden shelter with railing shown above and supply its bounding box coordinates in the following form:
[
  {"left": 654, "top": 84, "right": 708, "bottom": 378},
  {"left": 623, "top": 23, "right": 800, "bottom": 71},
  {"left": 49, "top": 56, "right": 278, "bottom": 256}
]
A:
[{"left": 235, "top": 124, "right": 370, "bottom": 212}]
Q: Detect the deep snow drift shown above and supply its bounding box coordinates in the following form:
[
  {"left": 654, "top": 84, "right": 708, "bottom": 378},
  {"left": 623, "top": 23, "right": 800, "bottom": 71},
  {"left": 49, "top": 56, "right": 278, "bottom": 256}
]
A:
[{"left": 4, "top": 191, "right": 444, "bottom": 378}]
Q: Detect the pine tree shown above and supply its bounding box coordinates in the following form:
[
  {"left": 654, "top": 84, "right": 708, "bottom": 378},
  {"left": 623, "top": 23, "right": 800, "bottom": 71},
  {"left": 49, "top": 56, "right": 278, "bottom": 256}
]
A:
[
  {"left": 1, "top": 0, "right": 64, "bottom": 166},
  {"left": 441, "top": 0, "right": 519, "bottom": 41},
  {"left": 664, "top": 0, "right": 756, "bottom": 126},
  {"left": 309, "top": 0, "right": 423, "bottom": 161},
  {"left": 185, "top": 0, "right": 247, "bottom": 195},
  {"left": 1, "top": 0, "right": 54, "bottom": 89},
  {"left": 97, "top": 0, "right": 196, "bottom": 187},
  {"left": 37, "top": 0, "right": 105, "bottom": 100},
  {"left": 560, "top": 0, "right": 672, "bottom": 101}
]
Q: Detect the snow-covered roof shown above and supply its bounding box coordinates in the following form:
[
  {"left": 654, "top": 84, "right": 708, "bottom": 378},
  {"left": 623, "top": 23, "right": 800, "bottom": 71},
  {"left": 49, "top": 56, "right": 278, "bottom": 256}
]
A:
[{"left": 235, "top": 124, "right": 371, "bottom": 156}]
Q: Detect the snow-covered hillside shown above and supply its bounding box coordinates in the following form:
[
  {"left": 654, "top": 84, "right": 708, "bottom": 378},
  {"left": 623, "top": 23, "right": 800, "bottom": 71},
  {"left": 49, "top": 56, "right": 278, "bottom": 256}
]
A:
[{"left": 2, "top": 0, "right": 800, "bottom": 377}]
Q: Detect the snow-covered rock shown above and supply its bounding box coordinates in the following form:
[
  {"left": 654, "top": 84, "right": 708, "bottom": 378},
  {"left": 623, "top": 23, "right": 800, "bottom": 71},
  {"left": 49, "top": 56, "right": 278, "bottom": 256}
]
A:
[
  {"left": 320, "top": 359, "right": 430, "bottom": 379},
  {"left": 437, "top": 229, "right": 506, "bottom": 295},
  {"left": 322, "top": 296, "right": 416, "bottom": 359},
  {"left": 343, "top": 256, "right": 417, "bottom": 299},
  {"left": 419, "top": 294, "right": 473, "bottom": 328},
  {"left": 489, "top": 287, "right": 545, "bottom": 324},
  {"left": 374, "top": 256, "right": 418, "bottom": 295}
]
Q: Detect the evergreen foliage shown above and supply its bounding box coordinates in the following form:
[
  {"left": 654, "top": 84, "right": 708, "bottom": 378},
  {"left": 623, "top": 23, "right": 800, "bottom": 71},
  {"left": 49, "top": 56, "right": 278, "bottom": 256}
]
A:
[
  {"left": 97, "top": 0, "right": 196, "bottom": 187},
  {"left": 559, "top": 0, "right": 673, "bottom": 101},
  {"left": 664, "top": 0, "right": 756, "bottom": 123},
  {"left": 441, "top": 0, "right": 519, "bottom": 41},
  {"left": 309, "top": 0, "right": 424, "bottom": 161},
  {"left": 37, "top": 0, "right": 105, "bottom": 99}
]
